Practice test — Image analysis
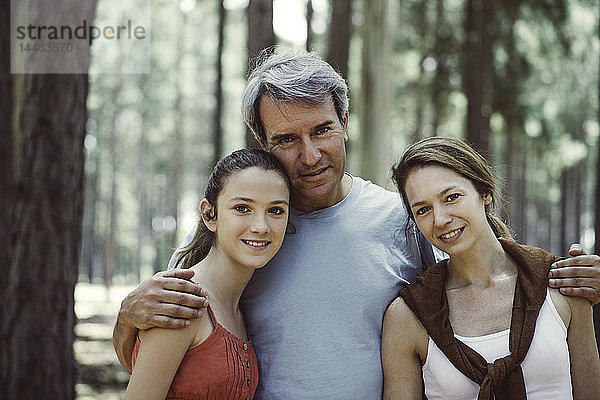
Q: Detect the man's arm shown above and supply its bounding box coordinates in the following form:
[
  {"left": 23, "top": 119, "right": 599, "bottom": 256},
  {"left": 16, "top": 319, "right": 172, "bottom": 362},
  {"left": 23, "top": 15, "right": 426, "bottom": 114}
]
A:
[
  {"left": 549, "top": 243, "right": 600, "bottom": 304},
  {"left": 112, "top": 269, "right": 209, "bottom": 373}
]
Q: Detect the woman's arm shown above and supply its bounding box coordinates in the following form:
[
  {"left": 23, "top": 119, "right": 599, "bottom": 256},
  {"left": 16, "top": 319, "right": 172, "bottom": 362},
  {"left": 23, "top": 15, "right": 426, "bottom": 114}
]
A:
[
  {"left": 124, "top": 317, "right": 210, "bottom": 400},
  {"left": 565, "top": 294, "right": 600, "bottom": 400},
  {"left": 382, "top": 297, "right": 428, "bottom": 400}
]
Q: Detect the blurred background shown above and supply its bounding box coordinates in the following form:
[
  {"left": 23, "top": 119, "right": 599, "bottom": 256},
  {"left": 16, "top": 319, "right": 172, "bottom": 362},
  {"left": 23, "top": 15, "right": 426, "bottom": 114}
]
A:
[{"left": 2, "top": 0, "right": 598, "bottom": 398}]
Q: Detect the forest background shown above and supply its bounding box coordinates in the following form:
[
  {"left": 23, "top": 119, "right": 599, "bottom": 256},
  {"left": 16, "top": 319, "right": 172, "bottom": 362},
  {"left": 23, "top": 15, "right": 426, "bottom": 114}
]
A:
[{"left": 1, "top": 0, "right": 599, "bottom": 398}]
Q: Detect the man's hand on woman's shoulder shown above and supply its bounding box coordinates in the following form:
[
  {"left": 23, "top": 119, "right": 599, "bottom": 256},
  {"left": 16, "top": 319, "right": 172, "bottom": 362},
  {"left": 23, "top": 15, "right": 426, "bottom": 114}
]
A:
[{"left": 549, "top": 243, "right": 600, "bottom": 304}]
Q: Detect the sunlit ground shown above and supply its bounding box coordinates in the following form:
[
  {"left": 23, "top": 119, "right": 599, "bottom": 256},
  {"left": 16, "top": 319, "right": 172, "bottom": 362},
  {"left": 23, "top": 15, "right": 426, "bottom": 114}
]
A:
[{"left": 75, "top": 283, "right": 136, "bottom": 399}]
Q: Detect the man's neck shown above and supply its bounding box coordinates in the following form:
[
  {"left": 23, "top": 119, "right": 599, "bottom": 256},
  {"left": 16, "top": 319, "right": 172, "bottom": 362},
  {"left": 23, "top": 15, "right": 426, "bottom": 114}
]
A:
[{"left": 292, "top": 173, "right": 353, "bottom": 212}]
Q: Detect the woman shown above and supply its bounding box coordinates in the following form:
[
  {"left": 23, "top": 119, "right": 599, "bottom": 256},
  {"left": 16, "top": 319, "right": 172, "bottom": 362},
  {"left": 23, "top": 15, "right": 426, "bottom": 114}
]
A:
[
  {"left": 382, "top": 137, "right": 600, "bottom": 399},
  {"left": 125, "top": 148, "right": 291, "bottom": 400}
]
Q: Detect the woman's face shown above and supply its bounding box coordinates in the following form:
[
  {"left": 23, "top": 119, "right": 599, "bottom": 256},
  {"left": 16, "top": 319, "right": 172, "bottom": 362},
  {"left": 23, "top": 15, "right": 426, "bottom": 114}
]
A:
[
  {"left": 208, "top": 167, "right": 290, "bottom": 269},
  {"left": 404, "top": 165, "right": 492, "bottom": 257}
]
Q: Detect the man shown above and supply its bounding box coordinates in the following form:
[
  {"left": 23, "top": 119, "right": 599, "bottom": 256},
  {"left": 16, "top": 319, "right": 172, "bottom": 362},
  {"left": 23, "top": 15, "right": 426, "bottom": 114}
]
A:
[{"left": 114, "top": 50, "right": 600, "bottom": 399}]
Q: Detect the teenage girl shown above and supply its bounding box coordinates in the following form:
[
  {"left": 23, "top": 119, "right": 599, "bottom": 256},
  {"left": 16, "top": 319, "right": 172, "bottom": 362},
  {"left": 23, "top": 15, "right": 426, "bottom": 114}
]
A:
[
  {"left": 125, "top": 148, "right": 291, "bottom": 400},
  {"left": 382, "top": 137, "right": 600, "bottom": 399}
]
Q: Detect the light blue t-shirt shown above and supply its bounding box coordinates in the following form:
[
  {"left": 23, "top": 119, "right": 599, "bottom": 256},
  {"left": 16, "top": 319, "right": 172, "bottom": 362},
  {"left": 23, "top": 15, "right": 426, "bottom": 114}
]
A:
[{"left": 239, "top": 175, "right": 427, "bottom": 399}]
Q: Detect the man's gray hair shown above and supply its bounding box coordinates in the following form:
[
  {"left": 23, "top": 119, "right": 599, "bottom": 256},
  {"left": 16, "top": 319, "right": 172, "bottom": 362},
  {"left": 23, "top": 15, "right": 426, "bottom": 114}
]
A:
[{"left": 241, "top": 49, "right": 349, "bottom": 146}]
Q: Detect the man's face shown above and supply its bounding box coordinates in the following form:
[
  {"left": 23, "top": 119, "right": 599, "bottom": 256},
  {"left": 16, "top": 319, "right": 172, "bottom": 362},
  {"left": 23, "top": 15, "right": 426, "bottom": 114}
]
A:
[{"left": 259, "top": 96, "right": 348, "bottom": 212}]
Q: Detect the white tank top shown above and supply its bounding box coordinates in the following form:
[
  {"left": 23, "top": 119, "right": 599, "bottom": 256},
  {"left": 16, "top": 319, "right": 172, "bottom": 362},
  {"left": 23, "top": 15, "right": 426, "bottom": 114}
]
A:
[{"left": 422, "top": 289, "right": 573, "bottom": 399}]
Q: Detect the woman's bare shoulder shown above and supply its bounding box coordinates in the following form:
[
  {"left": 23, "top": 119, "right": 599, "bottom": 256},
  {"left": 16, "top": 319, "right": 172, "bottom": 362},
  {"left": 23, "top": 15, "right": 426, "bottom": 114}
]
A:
[
  {"left": 385, "top": 297, "right": 419, "bottom": 324},
  {"left": 384, "top": 297, "right": 429, "bottom": 355},
  {"left": 547, "top": 287, "right": 573, "bottom": 328}
]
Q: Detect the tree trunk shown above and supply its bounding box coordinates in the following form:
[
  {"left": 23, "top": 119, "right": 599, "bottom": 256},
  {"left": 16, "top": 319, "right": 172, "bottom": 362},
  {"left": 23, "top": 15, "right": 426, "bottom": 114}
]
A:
[
  {"left": 505, "top": 124, "right": 527, "bottom": 242},
  {"left": 81, "top": 150, "right": 98, "bottom": 282},
  {"left": 574, "top": 160, "right": 582, "bottom": 242},
  {"left": 1, "top": 0, "right": 94, "bottom": 395},
  {"left": 504, "top": 123, "right": 515, "bottom": 229},
  {"left": 596, "top": 42, "right": 600, "bottom": 256},
  {"left": 542, "top": 190, "right": 553, "bottom": 251},
  {"left": 154, "top": 185, "right": 167, "bottom": 273},
  {"left": 167, "top": 9, "right": 187, "bottom": 256},
  {"left": 573, "top": 119, "right": 585, "bottom": 244},
  {"left": 594, "top": 16, "right": 600, "bottom": 352},
  {"left": 517, "top": 149, "right": 527, "bottom": 242},
  {"left": 305, "top": 0, "right": 313, "bottom": 51},
  {"left": 213, "top": 0, "right": 226, "bottom": 166},
  {"left": 2, "top": 73, "right": 90, "bottom": 400},
  {"left": 134, "top": 74, "right": 149, "bottom": 283},
  {"left": 326, "top": 0, "right": 351, "bottom": 80},
  {"left": 560, "top": 168, "right": 571, "bottom": 255},
  {"left": 430, "top": 0, "right": 449, "bottom": 137},
  {"left": 359, "top": 0, "right": 391, "bottom": 185},
  {"left": 413, "top": 99, "right": 424, "bottom": 143},
  {"left": 595, "top": 127, "right": 600, "bottom": 256},
  {"left": 412, "top": 0, "right": 428, "bottom": 143},
  {"left": 246, "top": 0, "right": 275, "bottom": 148},
  {"left": 104, "top": 79, "right": 122, "bottom": 289},
  {"left": 462, "top": 0, "right": 493, "bottom": 154},
  {"left": 0, "top": 0, "right": 13, "bottom": 313}
]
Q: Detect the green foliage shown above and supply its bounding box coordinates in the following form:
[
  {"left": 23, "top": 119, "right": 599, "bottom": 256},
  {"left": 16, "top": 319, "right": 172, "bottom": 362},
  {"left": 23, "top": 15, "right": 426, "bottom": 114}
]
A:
[{"left": 81, "top": 0, "right": 599, "bottom": 283}]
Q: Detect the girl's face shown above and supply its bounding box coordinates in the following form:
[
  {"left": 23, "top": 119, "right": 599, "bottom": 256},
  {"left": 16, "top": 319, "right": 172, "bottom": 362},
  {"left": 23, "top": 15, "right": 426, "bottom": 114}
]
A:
[
  {"left": 404, "top": 165, "right": 492, "bottom": 257},
  {"left": 206, "top": 167, "right": 290, "bottom": 269}
]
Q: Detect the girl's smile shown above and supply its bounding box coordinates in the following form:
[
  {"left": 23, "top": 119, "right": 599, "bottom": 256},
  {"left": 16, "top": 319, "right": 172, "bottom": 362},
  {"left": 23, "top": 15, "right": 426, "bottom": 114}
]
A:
[{"left": 206, "top": 167, "right": 290, "bottom": 270}]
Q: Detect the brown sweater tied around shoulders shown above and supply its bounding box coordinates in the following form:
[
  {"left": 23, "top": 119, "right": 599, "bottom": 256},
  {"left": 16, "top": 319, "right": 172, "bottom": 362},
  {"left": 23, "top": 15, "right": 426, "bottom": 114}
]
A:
[{"left": 400, "top": 238, "right": 560, "bottom": 400}]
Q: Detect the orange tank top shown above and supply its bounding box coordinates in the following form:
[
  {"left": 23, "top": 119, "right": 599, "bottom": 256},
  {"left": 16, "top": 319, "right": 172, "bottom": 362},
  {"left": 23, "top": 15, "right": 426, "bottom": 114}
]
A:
[{"left": 132, "top": 306, "right": 259, "bottom": 400}]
